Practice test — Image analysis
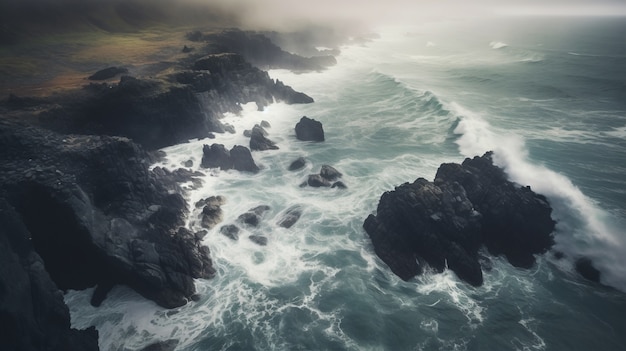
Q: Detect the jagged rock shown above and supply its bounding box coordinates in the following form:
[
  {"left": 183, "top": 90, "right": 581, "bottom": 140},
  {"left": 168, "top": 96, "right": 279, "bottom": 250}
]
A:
[
  {"left": 363, "top": 152, "right": 555, "bottom": 286},
  {"left": 289, "top": 157, "right": 307, "bottom": 171},
  {"left": 0, "top": 120, "right": 215, "bottom": 310},
  {"left": 249, "top": 235, "right": 268, "bottom": 246},
  {"left": 575, "top": 257, "right": 601, "bottom": 283},
  {"left": 295, "top": 116, "right": 324, "bottom": 141},
  {"left": 184, "top": 160, "right": 193, "bottom": 168},
  {"left": 320, "top": 165, "right": 342, "bottom": 181},
  {"left": 201, "top": 144, "right": 232, "bottom": 170},
  {"left": 307, "top": 174, "right": 332, "bottom": 187},
  {"left": 277, "top": 205, "right": 303, "bottom": 228},
  {"left": 200, "top": 144, "right": 259, "bottom": 173},
  {"left": 230, "top": 145, "right": 260, "bottom": 173},
  {"left": 220, "top": 225, "right": 240, "bottom": 241},
  {"left": 250, "top": 125, "right": 278, "bottom": 151},
  {"left": 88, "top": 66, "right": 128, "bottom": 80},
  {"left": 260, "top": 120, "right": 271, "bottom": 128}
]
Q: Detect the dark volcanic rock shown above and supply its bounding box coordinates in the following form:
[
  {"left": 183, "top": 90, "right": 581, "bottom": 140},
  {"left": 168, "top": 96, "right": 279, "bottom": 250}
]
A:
[
  {"left": 249, "top": 235, "right": 268, "bottom": 246},
  {"left": 220, "top": 225, "right": 240, "bottom": 241},
  {"left": 249, "top": 125, "right": 278, "bottom": 151},
  {"left": 320, "top": 165, "right": 342, "bottom": 181},
  {"left": 575, "top": 257, "right": 601, "bottom": 283},
  {"left": 277, "top": 205, "right": 303, "bottom": 228},
  {"left": 289, "top": 157, "right": 307, "bottom": 171},
  {"left": 199, "top": 196, "right": 226, "bottom": 230},
  {"left": 307, "top": 174, "right": 332, "bottom": 188},
  {"left": 200, "top": 144, "right": 259, "bottom": 173},
  {"left": 238, "top": 205, "right": 271, "bottom": 227},
  {"left": 0, "top": 199, "right": 100, "bottom": 351},
  {"left": 88, "top": 66, "right": 128, "bottom": 80},
  {"left": 295, "top": 116, "right": 324, "bottom": 142},
  {"left": 201, "top": 144, "right": 232, "bottom": 170},
  {"left": 0, "top": 120, "right": 215, "bottom": 310},
  {"left": 363, "top": 152, "right": 555, "bottom": 286},
  {"left": 231, "top": 145, "right": 260, "bottom": 173}
]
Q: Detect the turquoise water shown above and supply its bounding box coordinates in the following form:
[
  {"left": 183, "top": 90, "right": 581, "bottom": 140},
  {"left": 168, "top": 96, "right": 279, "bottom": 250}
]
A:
[{"left": 65, "top": 17, "right": 626, "bottom": 350}]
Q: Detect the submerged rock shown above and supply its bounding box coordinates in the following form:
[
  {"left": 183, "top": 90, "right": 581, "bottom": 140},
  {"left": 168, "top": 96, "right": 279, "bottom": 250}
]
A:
[
  {"left": 295, "top": 116, "right": 324, "bottom": 141},
  {"left": 575, "top": 257, "right": 601, "bottom": 283},
  {"left": 238, "top": 205, "right": 271, "bottom": 227},
  {"left": 363, "top": 152, "right": 555, "bottom": 286},
  {"left": 277, "top": 205, "right": 303, "bottom": 228},
  {"left": 249, "top": 235, "right": 268, "bottom": 246},
  {"left": 220, "top": 225, "right": 240, "bottom": 241},
  {"left": 288, "top": 157, "right": 307, "bottom": 171},
  {"left": 320, "top": 164, "right": 342, "bottom": 181}
]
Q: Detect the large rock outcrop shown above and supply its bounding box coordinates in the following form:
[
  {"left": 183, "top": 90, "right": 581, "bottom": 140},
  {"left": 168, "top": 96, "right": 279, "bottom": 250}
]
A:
[
  {"left": 201, "top": 143, "right": 259, "bottom": 173},
  {"left": 0, "top": 120, "right": 215, "bottom": 309},
  {"left": 25, "top": 53, "right": 313, "bottom": 150},
  {"left": 295, "top": 116, "right": 325, "bottom": 142},
  {"left": 0, "top": 199, "right": 100, "bottom": 351},
  {"left": 364, "top": 152, "right": 555, "bottom": 286}
]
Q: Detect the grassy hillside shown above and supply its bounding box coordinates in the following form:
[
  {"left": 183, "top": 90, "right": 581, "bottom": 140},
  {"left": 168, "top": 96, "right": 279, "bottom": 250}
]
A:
[{"left": 0, "top": 0, "right": 231, "bottom": 96}]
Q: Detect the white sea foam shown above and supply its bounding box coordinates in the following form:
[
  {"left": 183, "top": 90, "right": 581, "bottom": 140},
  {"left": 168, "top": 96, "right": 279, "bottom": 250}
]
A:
[{"left": 451, "top": 101, "right": 626, "bottom": 292}]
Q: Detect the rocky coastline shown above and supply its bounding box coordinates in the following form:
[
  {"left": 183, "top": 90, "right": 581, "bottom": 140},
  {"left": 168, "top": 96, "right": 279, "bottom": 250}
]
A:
[
  {"left": 0, "top": 21, "right": 607, "bottom": 351},
  {"left": 0, "top": 28, "right": 335, "bottom": 350}
]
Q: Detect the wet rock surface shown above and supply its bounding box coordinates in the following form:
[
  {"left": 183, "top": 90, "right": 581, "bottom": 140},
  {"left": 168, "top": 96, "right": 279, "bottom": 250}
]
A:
[{"left": 364, "top": 152, "right": 555, "bottom": 286}]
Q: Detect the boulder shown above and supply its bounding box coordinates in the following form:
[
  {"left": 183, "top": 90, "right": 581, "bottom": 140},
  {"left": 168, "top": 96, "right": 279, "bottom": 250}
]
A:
[
  {"left": 288, "top": 157, "right": 307, "bottom": 171},
  {"left": 249, "top": 125, "right": 278, "bottom": 151},
  {"left": 295, "top": 116, "right": 324, "bottom": 141},
  {"left": 277, "top": 205, "right": 303, "bottom": 228},
  {"left": 249, "top": 235, "right": 268, "bottom": 246},
  {"left": 320, "top": 165, "right": 342, "bottom": 181},
  {"left": 307, "top": 174, "right": 332, "bottom": 187},
  {"left": 219, "top": 225, "right": 240, "bottom": 241},
  {"left": 363, "top": 152, "right": 555, "bottom": 286},
  {"left": 201, "top": 144, "right": 232, "bottom": 170},
  {"left": 200, "top": 196, "right": 226, "bottom": 230},
  {"left": 237, "top": 205, "right": 271, "bottom": 227},
  {"left": 230, "top": 145, "right": 260, "bottom": 173}
]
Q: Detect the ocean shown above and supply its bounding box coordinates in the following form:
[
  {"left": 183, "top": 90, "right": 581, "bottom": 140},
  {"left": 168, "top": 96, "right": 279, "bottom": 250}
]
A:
[{"left": 65, "top": 16, "right": 626, "bottom": 350}]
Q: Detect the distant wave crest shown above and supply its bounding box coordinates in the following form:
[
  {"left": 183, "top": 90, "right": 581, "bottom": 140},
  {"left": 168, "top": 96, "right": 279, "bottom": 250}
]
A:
[{"left": 489, "top": 41, "right": 508, "bottom": 49}]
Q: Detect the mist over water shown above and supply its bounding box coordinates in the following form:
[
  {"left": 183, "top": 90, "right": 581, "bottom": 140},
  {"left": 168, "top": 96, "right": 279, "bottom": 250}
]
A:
[{"left": 66, "top": 15, "right": 626, "bottom": 351}]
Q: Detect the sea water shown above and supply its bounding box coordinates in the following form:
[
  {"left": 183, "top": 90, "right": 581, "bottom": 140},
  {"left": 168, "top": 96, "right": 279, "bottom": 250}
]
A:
[{"left": 65, "top": 16, "right": 626, "bottom": 350}]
